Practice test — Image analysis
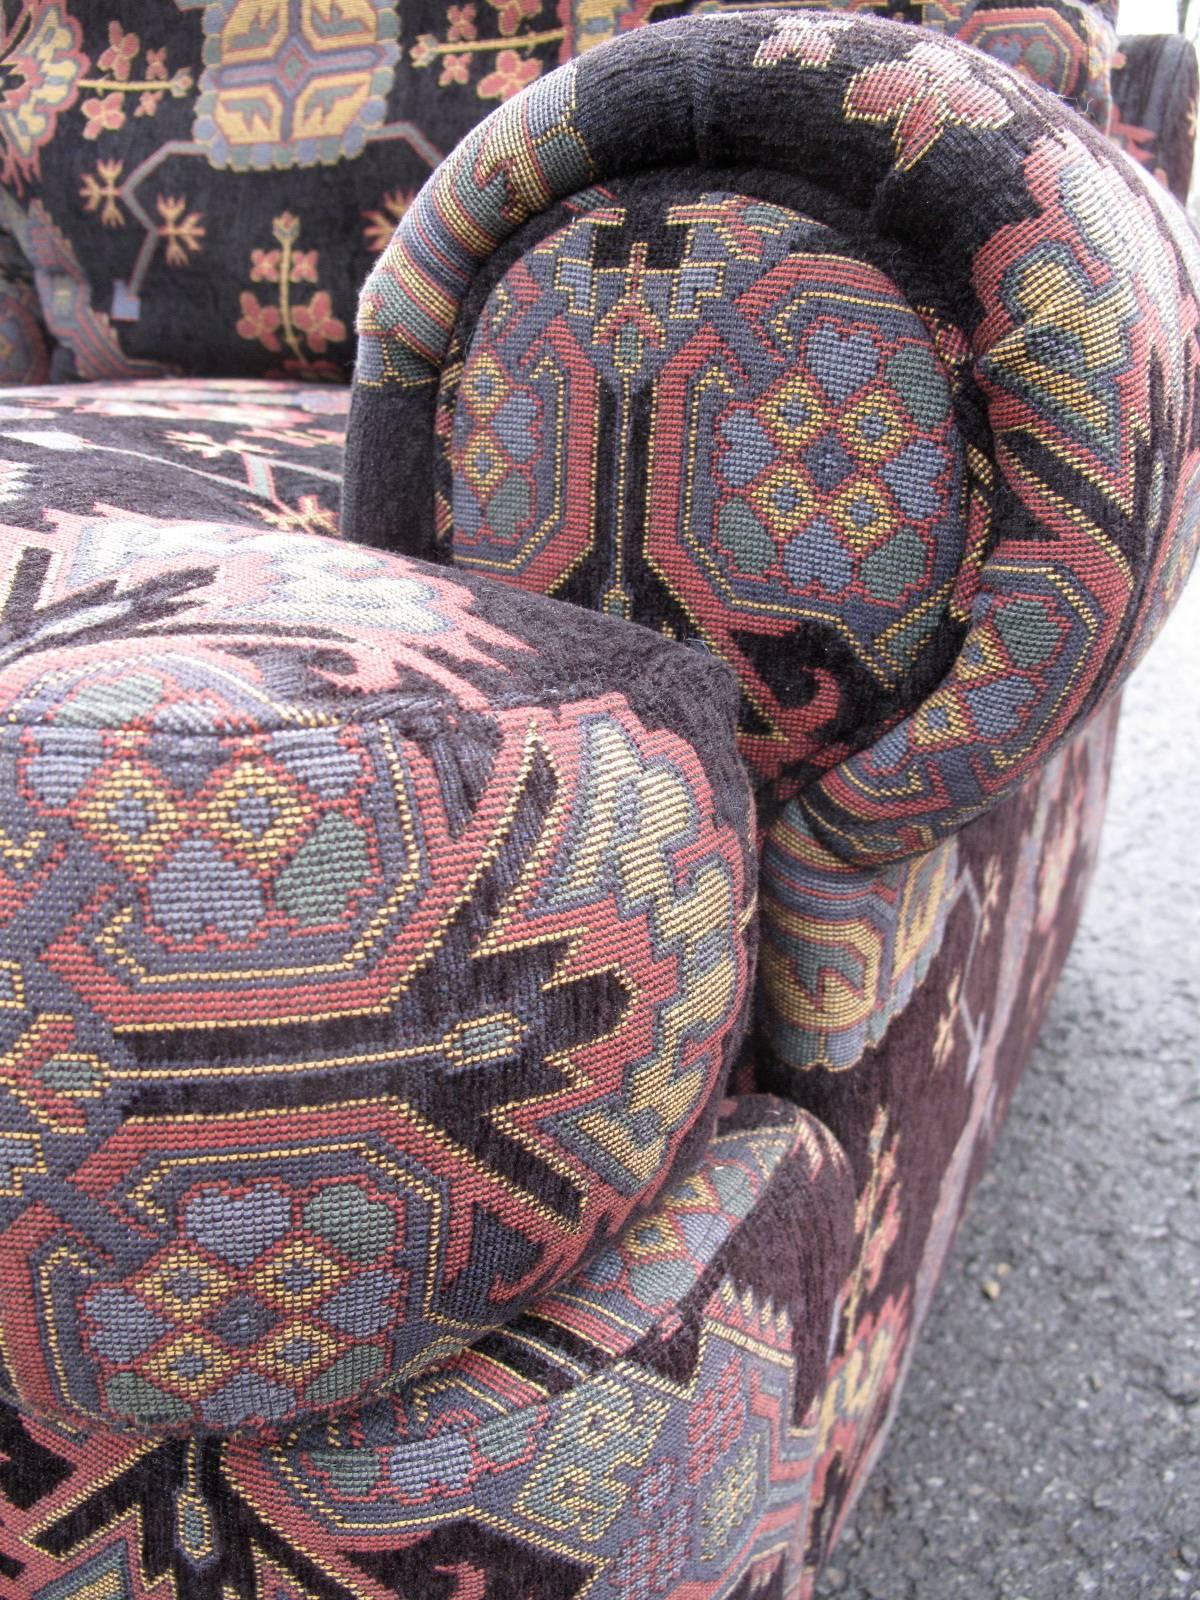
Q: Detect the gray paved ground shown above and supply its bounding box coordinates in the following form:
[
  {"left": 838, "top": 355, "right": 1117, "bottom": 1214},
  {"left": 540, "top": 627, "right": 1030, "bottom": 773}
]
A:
[{"left": 812, "top": 575, "right": 1200, "bottom": 1600}]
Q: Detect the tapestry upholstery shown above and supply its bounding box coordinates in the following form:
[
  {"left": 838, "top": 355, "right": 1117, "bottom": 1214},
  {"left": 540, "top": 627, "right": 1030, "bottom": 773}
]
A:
[
  {"left": 0, "top": 1093, "right": 861, "bottom": 1599},
  {"left": 0, "top": 0, "right": 1117, "bottom": 386},
  {"left": 1110, "top": 34, "right": 1199, "bottom": 202},
  {"left": 0, "top": 12, "right": 1193, "bottom": 1600},
  {"left": 782, "top": 693, "right": 1120, "bottom": 1577},
  {"left": 344, "top": 14, "right": 1200, "bottom": 865},
  {"left": 0, "top": 378, "right": 346, "bottom": 532},
  {"left": 0, "top": 695, "right": 1116, "bottom": 1600},
  {"left": 0, "top": 228, "right": 48, "bottom": 386},
  {"left": 0, "top": 510, "right": 759, "bottom": 1437},
  {"left": 436, "top": 174, "right": 974, "bottom": 798}
]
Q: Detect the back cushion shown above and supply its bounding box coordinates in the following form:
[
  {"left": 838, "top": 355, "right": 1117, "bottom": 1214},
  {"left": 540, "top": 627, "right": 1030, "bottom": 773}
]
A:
[
  {"left": 1, "top": 0, "right": 1115, "bottom": 383},
  {"left": 1109, "top": 34, "right": 1200, "bottom": 201}
]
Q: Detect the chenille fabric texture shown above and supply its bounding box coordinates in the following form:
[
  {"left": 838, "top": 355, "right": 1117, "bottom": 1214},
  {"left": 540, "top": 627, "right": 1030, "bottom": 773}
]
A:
[
  {"left": 0, "top": 638, "right": 1120, "bottom": 1599},
  {"left": 0, "top": 15, "right": 1197, "bottom": 1600},
  {"left": 0, "top": 0, "right": 1120, "bottom": 387},
  {"left": 0, "top": 516, "right": 761, "bottom": 1439},
  {"left": 0, "top": 226, "right": 48, "bottom": 386},
  {"left": 0, "top": 378, "right": 347, "bottom": 531},
  {"left": 344, "top": 12, "right": 1200, "bottom": 861}
]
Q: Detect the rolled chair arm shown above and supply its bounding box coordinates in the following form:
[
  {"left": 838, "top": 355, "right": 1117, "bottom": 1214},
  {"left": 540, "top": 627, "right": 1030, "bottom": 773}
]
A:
[{"left": 344, "top": 12, "right": 1200, "bottom": 866}]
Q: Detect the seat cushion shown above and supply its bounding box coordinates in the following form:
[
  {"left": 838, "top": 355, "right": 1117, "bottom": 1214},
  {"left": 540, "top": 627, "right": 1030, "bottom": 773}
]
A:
[
  {"left": 0, "top": 511, "right": 755, "bottom": 1436},
  {"left": 0, "top": 1094, "right": 856, "bottom": 1600},
  {"left": 0, "top": 378, "right": 347, "bottom": 532}
]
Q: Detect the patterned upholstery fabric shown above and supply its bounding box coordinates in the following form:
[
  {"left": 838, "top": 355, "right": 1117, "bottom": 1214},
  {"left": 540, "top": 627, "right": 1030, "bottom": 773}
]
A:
[
  {"left": 0, "top": 508, "right": 757, "bottom": 1437},
  {"left": 0, "top": 702, "right": 1116, "bottom": 1599},
  {"left": 0, "top": 1093, "right": 860, "bottom": 1599},
  {"left": 754, "top": 0, "right": 1117, "bottom": 130},
  {"left": 0, "top": 230, "right": 48, "bottom": 386},
  {"left": 0, "top": 0, "right": 1116, "bottom": 386},
  {"left": 759, "top": 811, "right": 958, "bottom": 1073},
  {"left": 345, "top": 14, "right": 1200, "bottom": 865},
  {"left": 440, "top": 182, "right": 972, "bottom": 792},
  {"left": 0, "top": 10, "right": 1193, "bottom": 1598},
  {"left": 0, "top": 378, "right": 346, "bottom": 531},
  {"left": 780, "top": 696, "right": 1120, "bottom": 1572},
  {"left": 1110, "top": 34, "right": 1199, "bottom": 202}
]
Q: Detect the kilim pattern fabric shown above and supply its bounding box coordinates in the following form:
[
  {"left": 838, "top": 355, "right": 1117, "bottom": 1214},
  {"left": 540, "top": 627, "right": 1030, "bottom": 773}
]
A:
[
  {"left": 1109, "top": 33, "right": 1200, "bottom": 202},
  {"left": 0, "top": 229, "right": 48, "bottom": 386},
  {"left": 780, "top": 695, "right": 1120, "bottom": 1573},
  {"left": 438, "top": 181, "right": 973, "bottom": 793},
  {"left": 0, "top": 703, "right": 1116, "bottom": 1599},
  {"left": 0, "top": 513, "right": 757, "bottom": 1437},
  {"left": 758, "top": 810, "right": 958, "bottom": 1073},
  {"left": 344, "top": 13, "right": 1200, "bottom": 864},
  {"left": 0, "top": 9, "right": 1192, "bottom": 1598},
  {"left": 725, "top": 0, "right": 1117, "bottom": 130},
  {"left": 0, "top": 379, "right": 346, "bottom": 533},
  {"left": 0, "top": 1093, "right": 860, "bottom": 1599},
  {"left": 0, "top": 0, "right": 1118, "bottom": 386}
]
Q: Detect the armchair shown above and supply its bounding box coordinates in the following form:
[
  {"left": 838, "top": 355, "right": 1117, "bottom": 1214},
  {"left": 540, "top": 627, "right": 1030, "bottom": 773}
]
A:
[{"left": 0, "top": 6, "right": 1195, "bottom": 1597}]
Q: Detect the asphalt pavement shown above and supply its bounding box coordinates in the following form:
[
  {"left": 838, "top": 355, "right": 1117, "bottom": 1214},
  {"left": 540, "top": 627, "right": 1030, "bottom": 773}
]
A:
[{"left": 812, "top": 572, "right": 1200, "bottom": 1599}]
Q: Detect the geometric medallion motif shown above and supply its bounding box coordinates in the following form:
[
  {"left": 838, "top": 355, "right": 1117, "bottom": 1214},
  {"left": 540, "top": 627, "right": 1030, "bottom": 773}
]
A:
[
  {"left": 448, "top": 188, "right": 970, "bottom": 786},
  {"left": 0, "top": 1100, "right": 856, "bottom": 1600},
  {"left": 350, "top": 14, "right": 1200, "bottom": 864},
  {"left": 0, "top": 518, "right": 753, "bottom": 1435},
  {"left": 193, "top": 0, "right": 401, "bottom": 170}
]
